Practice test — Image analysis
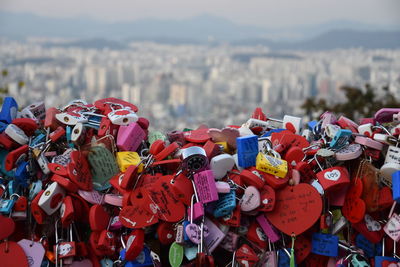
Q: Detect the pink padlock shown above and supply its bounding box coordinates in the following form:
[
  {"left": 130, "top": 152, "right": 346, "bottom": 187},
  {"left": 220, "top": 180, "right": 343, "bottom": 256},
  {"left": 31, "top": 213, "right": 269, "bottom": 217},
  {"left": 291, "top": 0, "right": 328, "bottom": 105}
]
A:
[
  {"left": 193, "top": 170, "right": 219, "bottom": 204},
  {"left": 117, "top": 122, "right": 146, "bottom": 152},
  {"left": 186, "top": 194, "right": 204, "bottom": 222},
  {"left": 256, "top": 214, "right": 280, "bottom": 242}
]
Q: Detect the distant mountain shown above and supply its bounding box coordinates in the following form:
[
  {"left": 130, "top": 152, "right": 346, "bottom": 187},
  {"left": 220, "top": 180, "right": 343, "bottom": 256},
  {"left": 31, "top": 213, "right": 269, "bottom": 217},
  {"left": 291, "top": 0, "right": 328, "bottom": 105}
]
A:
[{"left": 0, "top": 11, "right": 399, "bottom": 50}]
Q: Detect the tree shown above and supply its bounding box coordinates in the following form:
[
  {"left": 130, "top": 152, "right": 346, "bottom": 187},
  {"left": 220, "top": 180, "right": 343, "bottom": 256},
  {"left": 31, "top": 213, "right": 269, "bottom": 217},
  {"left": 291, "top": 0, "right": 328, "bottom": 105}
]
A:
[{"left": 301, "top": 84, "right": 400, "bottom": 121}]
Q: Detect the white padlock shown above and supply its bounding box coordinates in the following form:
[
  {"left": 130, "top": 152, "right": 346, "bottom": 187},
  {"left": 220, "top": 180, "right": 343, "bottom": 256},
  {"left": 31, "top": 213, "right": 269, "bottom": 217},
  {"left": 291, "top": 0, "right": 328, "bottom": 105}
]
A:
[
  {"left": 210, "top": 154, "right": 235, "bottom": 180},
  {"left": 324, "top": 124, "right": 341, "bottom": 139},
  {"left": 107, "top": 107, "right": 138, "bottom": 126},
  {"left": 38, "top": 182, "right": 66, "bottom": 215},
  {"left": 56, "top": 111, "right": 88, "bottom": 126},
  {"left": 4, "top": 124, "right": 29, "bottom": 145},
  {"left": 71, "top": 123, "right": 85, "bottom": 144},
  {"left": 380, "top": 162, "right": 400, "bottom": 187},
  {"left": 385, "top": 145, "right": 400, "bottom": 165},
  {"left": 283, "top": 115, "right": 302, "bottom": 134},
  {"left": 357, "top": 123, "right": 373, "bottom": 137}
]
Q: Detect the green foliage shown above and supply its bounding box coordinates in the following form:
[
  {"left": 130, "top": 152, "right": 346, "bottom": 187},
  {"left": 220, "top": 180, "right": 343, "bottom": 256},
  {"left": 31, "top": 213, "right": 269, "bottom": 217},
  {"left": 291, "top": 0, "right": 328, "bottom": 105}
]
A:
[{"left": 301, "top": 84, "right": 400, "bottom": 120}]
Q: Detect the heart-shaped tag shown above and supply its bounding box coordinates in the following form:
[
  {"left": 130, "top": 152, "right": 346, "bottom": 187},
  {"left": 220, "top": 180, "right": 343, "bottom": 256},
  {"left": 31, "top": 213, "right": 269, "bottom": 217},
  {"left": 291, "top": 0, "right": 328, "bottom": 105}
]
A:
[
  {"left": 120, "top": 188, "right": 159, "bottom": 228},
  {"left": 258, "top": 184, "right": 275, "bottom": 212},
  {"left": 207, "top": 127, "right": 240, "bottom": 148},
  {"left": 183, "top": 128, "right": 210, "bottom": 143},
  {"left": 144, "top": 176, "right": 185, "bottom": 222},
  {"left": 68, "top": 151, "right": 93, "bottom": 191},
  {"left": 266, "top": 183, "right": 322, "bottom": 236},
  {"left": 0, "top": 241, "right": 28, "bottom": 267},
  {"left": 342, "top": 179, "right": 366, "bottom": 223},
  {"left": 0, "top": 215, "right": 15, "bottom": 239},
  {"left": 240, "top": 186, "right": 261, "bottom": 212}
]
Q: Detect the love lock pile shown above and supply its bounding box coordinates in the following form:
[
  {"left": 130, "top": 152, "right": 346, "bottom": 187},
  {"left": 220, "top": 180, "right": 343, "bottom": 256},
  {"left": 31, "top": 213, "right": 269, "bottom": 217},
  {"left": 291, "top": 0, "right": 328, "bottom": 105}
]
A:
[{"left": 1, "top": 96, "right": 400, "bottom": 267}]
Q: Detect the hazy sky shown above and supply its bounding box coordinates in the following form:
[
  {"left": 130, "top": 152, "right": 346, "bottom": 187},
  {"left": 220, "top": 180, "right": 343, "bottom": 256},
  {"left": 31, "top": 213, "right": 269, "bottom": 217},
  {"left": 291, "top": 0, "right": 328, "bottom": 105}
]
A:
[{"left": 1, "top": 0, "right": 399, "bottom": 27}]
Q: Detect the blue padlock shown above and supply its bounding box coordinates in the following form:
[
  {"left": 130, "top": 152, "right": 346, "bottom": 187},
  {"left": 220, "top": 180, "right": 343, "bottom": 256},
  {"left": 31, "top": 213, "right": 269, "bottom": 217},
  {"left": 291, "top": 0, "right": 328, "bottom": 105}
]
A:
[
  {"left": 66, "top": 126, "right": 74, "bottom": 148},
  {"left": 31, "top": 133, "right": 46, "bottom": 147},
  {"left": 330, "top": 129, "right": 352, "bottom": 149},
  {"left": 374, "top": 238, "right": 400, "bottom": 266},
  {"left": 308, "top": 120, "right": 318, "bottom": 131},
  {"left": 0, "top": 97, "right": 18, "bottom": 124},
  {"left": 182, "top": 220, "right": 193, "bottom": 245},
  {"left": 392, "top": 171, "right": 400, "bottom": 202},
  {"left": 236, "top": 135, "right": 258, "bottom": 168},
  {"left": 29, "top": 180, "right": 42, "bottom": 200},
  {"left": 261, "top": 129, "right": 285, "bottom": 138},
  {"left": 0, "top": 193, "right": 18, "bottom": 214},
  {"left": 121, "top": 246, "right": 153, "bottom": 267},
  {"left": 355, "top": 234, "right": 375, "bottom": 258},
  {"left": 213, "top": 190, "right": 236, "bottom": 218},
  {"left": 278, "top": 248, "right": 296, "bottom": 267},
  {"left": 15, "top": 161, "right": 30, "bottom": 188},
  {"left": 311, "top": 232, "right": 339, "bottom": 257}
]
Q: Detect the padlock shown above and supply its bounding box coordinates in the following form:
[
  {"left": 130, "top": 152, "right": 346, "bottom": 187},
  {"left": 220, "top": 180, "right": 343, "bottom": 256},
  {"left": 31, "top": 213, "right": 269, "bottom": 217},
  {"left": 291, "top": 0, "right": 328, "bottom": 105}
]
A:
[
  {"left": 375, "top": 238, "right": 400, "bottom": 266},
  {"left": 256, "top": 152, "right": 288, "bottom": 178},
  {"left": 0, "top": 193, "right": 19, "bottom": 214},
  {"left": 210, "top": 154, "right": 235, "bottom": 180},
  {"left": 56, "top": 111, "right": 88, "bottom": 126},
  {"left": 259, "top": 240, "right": 278, "bottom": 267},
  {"left": 0, "top": 96, "right": 18, "bottom": 123},
  {"left": 121, "top": 229, "right": 145, "bottom": 261},
  {"left": 4, "top": 123, "right": 29, "bottom": 145},
  {"left": 38, "top": 182, "right": 66, "bottom": 215},
  {"left": 117, "top": 122, "right": 146, "bottom": 152},
  {"left": 240, "top": 185, "right": 260, "bottom": 212},
  {"left": 193, "top": 170, "right": 218, "bottom": 204},
  {"left": 31, "top": 190, "right": 47, "bottom": 224},
  {"left": 237, "top": 135, "right": 259, "bottom": 168},
  {"left": 246, "top": 220, "right": 267, "bottom": 249},
  {"left": 203, "top": 217, "right": 226, "bottom": 253},
  {"left": 316, "top": 166, "right": 350, "bottom": 192},
  {"left": 89, "top": 204, "right": 110, "bottom": 231},
  {"left": 5, "top": 144, "right": 29, "bottom": 171},
  {"left": 97, "top": 230, "right": 116, "bottom": 256},
  {"left": 181, "top": 146, "right": 209, "bottom": 173},
  {"left": 60, "top": 196, "right": 74, "bottom": 228},
  {"left": 256, "top": 214, "right": 280, "bottom": 242},
  {"left": 219, "top": 231, "right": 239, "bottom": 252},
  {"left": 187, "top": 191, "right": 204, "bottom": 222},
  {"left": 213, "top": 190, "right": 236, "bottom": 218},
  {"left": 311, "top": 232, "right": 339, "bottom": 257},
  {"left": 107, "top": 106, "right": 138, "bottom": 125},
  {"left": 329, "top": 129, "right": 352, "bottom": 149},
  {"left": 240, "top": 168, "right": 265, "bottom": 189}
]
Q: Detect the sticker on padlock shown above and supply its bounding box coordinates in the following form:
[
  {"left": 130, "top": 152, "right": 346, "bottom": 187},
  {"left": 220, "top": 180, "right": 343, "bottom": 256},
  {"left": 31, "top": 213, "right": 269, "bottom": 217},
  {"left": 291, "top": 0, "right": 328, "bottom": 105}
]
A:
[
  {"left": 256, "top": 152, "right": 288, "bottom": 178},
  {"left": 38, "top": 182, "right": 66, "bottom": 215}
]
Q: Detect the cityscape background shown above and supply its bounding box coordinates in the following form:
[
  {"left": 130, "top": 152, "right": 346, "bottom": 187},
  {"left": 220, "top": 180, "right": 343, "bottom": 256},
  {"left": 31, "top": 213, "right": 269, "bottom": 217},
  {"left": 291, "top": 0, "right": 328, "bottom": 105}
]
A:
[{"left": 1, "top": 1, "right": 400, "bottom": 131}]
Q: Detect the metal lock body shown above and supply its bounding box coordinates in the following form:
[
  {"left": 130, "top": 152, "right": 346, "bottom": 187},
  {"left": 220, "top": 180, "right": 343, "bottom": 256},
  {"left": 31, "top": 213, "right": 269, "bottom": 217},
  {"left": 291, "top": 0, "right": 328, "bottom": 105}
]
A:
[{"left": 180, "top": 146, "right": 208, "bottom": 173}]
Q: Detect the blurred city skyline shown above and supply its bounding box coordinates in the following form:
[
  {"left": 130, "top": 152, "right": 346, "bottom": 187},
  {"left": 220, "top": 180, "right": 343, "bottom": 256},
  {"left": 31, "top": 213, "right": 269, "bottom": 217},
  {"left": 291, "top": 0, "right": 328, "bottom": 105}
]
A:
[{"left": 1, "top": 0, "right": 400, "bottom": 29}]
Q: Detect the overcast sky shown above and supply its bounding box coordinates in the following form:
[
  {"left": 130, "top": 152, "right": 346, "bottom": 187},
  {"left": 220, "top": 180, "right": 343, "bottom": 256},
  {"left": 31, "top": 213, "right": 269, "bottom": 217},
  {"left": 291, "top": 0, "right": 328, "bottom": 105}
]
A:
[{"left": 1, "top": 0, "right": 399, "bottom": 27}]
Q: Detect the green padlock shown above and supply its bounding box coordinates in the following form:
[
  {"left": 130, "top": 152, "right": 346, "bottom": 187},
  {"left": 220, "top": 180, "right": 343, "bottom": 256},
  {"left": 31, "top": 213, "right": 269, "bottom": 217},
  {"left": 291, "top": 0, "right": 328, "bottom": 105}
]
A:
[{"left": 88, "top": 146, "right": 119, "bottom": 191}]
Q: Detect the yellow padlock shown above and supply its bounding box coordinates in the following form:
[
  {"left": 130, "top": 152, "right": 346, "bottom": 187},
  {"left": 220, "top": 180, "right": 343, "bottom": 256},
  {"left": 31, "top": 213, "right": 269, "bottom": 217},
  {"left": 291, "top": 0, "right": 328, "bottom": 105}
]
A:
[
  {"left": 256, "top": 152, "right": 288, "bottom": 178},
  {"left": 215, "top": 141, "right": 230, "bottom": 153},
  {"left": 116, "top": 151, "right": 143, "bottom": 172}
]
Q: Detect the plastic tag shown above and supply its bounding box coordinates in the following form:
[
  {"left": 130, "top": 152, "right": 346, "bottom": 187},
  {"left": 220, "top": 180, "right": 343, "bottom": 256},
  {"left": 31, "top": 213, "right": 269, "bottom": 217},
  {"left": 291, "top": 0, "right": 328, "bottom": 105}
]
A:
[
  {"left": 169, "top": 242, "right": 184, "bottom": 267},
  {"left": 236, "top": 135, "right": 259, "bottom": 168},
  {"left": 88, "top": 146, "right": 119, "bottom": 190}
]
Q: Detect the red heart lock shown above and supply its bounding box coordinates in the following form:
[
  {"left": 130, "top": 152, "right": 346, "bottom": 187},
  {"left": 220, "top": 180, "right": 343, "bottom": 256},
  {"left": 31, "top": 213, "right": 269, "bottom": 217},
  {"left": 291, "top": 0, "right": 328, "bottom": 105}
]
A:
[
  {"left": 240, "top": 168, "right": 265, "bottom": 190},
  {"left": 261, "top": 170, "right": 289, "bottom": 189},
  {"left": 68, "top": 151, "right": 93, "bottom": 191},
  {"left": 0, "top": 215, "right": 15, "bottom": 239},
  {"left": 89, "top": 204, "right": 110, "bottom": 231},
  {"left": 257, "top": 184, "right": 276, "bottom": 212},
  {"left": 271, "top": 130, "right": 310, "bottom": 150},
  {"left": 60, "top": 196, "right": 74, "bottom": 228},
  {"left": 252, "top": 107, "right": 266, "bottom": 121},
  {"left": 266, "top": 183, "right": 323, "bottom": 236},
  {"left": 121, "top": 188, "right": 159, "bottom": 228},
  {"left": 170, "top": 173, "right": 194, "bottom": 206},
  {"left": 235, "top": 244, "right": 258, "bottom": 267},
  {"left": 292, "top": 234, "right": 312, "bottom": 264},
  {"left": 94, "top": 97, "right": 138, "bottom": 113},
  {"left": 342, "top": 179, "right": 366, "bottom": 223},
  {"left": 0, "top": 241, "right": 29, "bottom": 267},
  {"left": 203, "top": 140, "right": 221, "bottom": 160},
  {"left": 144, "top": 176, "right": 185, "bottom": 222},
  {"left": 149, "top": 140, "right": 166, "bottom": 156},
  {"left": 157, "top": 222, "right": 176, "bottom": 245},
  {"left": 51, "top": 174, "right": 79, "bottom": 193},
  {"left": 183, "top": 128, "right": 210, "bottom": 143}
]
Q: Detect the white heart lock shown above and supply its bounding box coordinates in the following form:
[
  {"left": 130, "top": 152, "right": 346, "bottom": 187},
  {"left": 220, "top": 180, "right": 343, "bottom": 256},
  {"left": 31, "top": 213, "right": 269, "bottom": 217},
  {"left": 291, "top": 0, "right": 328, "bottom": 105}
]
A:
[
  {"left": 240, "top": 186, "right": 260, "bottom": 212},
  {"left": 210, "top": 154, "right": 235, "bottom": 180}
]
